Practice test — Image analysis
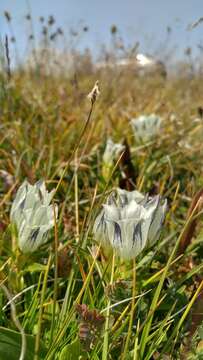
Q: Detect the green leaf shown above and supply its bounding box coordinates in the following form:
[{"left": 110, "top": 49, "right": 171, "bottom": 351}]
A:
[
  {"left": 26, "top": 262, "right": 47, "bottom": 272},
  {"left": 0, "top": 326, "right": 46, "bottom": 360},
  {"left": 59, "top": 338, "right": 82, "bottom": 360}
]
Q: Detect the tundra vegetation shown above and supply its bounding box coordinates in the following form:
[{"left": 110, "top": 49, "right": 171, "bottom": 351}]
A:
[{"left": 0, "top": 12, "right": 203, "bottom": 360}]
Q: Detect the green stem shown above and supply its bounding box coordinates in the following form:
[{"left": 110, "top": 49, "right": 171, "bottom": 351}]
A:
[
  {"left": 1, "top": 283, "right": 26, "bottom": 360},
  {"left": 102, "top": 253, "right": 115, "bottom": 360},
  {"left": 139, "top": 198, "right": 203, "bottom": 358},
  {"left": 50, "top": 204, "right": 58, "bottom": 343},
  {"left": 45, "top": 246, "right": 101, "bottom": 360},
  {"left": 122, "top": 259, "right": 136, "bottom": 360},
  {"left": 54, "top": 102, "right": 94, "bottom": 195},
  {"left": 34, "top": 254, "right": 52, "bottom": 360}
]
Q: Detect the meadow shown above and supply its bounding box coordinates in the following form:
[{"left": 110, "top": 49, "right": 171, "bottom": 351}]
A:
[{"left": 0, "top": 26, "right": 203, "bottom": 359}]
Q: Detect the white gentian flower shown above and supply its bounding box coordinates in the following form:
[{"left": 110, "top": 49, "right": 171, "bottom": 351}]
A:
[
  {"left": 131, "top": 114, "right": 162, "bottom": 143},
  {"left": 93, "top": 188, "right": 167, "bottom": 259},
  {"left": 10, "top": 180, "right": 57, "bottom": 253},
  {"left": 102, "top": 138, "right": 125, "bottom": 179}
]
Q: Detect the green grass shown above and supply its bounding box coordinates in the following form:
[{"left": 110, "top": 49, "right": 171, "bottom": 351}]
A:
[{"left": 0, "top": 60, "right": 203, "bottom": 360}]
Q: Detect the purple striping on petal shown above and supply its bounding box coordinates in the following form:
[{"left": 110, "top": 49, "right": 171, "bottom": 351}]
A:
[
  {"left": 38, "top": 189, "right": 43, "bottom": 202},
  {"left": 30, "top": 228, "right": 40, "bottom": 243},
  {"left": 114, "top": 222, "right": 122, "bottom": 244},
  {"left": 20, "top": 199, "right": 26, "bottom": 210},
  {"left": 132, "top": 222, "right": 142, "bottom": 249}
]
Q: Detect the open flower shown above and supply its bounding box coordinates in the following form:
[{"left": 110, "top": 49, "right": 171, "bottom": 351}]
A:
[
  {"left": 10, "top": 180, "right": 57, "bottom": 253},
  {"left": 131, "top": 114, "right": 162, "bottom": 143},
  {"left": 93, "top": 188, "right": 167, "bottom": 259},
  {"left": 102, "top": 138, "right": 125, "bottom": 180}
]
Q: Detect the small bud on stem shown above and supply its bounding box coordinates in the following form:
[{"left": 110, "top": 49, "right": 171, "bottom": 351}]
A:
[{"left": 87, "top": 80, "right": 100, "bottom": 105}]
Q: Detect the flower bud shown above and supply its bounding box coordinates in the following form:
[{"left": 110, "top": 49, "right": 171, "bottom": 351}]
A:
[
  {"left": 102, "top": 138, "right": 125, "bottom": 180},
  {"left": 10, "top": 180, "right": 57, "bottom": 253},
  {"left": 131, "top": 114, "right": 162, "bottom": 143}
]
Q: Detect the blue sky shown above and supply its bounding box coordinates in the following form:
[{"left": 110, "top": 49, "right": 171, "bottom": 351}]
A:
[{"left": 0, "top": 0, "right": 203, "bottom": 62}]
